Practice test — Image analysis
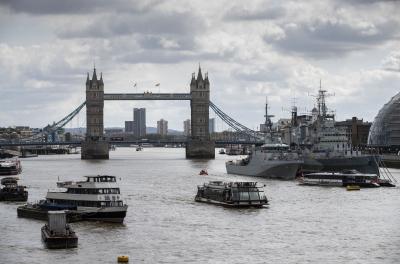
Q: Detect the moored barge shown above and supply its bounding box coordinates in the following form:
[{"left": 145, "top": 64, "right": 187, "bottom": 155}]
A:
[
  {"left": 298, "top": 170, "right": 380, "bottom": 188},
  {"left": 195, "top": 181, "right": 269, "bottom": 207},
  {"left": 41, "top": 211, "right": 78, "bottom": 249}
]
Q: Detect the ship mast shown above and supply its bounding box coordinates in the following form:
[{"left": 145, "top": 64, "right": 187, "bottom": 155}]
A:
[
  {"left": 313, "top": 80, "right": 334, "bottom": 121},
  {"left": 264, "top": 96, "right": 274, "bottom": 132}
]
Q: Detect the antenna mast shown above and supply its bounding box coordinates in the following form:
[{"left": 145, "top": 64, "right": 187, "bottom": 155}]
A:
[{"left": 264, "top": 96, "right": 274, "bottom": 132}]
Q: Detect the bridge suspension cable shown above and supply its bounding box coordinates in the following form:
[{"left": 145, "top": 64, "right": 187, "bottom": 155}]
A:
[
  {"left": 22, "top": 100, "right": 262, "bottom": 142},
  {"left": 209, "top": 101, "right": 264, "bottom": 140},
  {"left": 23, "top": 101, "right": 86, "bottom": 141}
]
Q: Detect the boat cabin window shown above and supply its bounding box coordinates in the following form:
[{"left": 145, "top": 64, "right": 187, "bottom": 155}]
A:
[
  {"left": 231, "top": 187, "right": 264, "bottom": 202},
  {"left": 67, "top": 188, "right": 120, "bottom": 194},
  {"left": 249, "top": 191, "right": 260, "bottom": 200},
  {"left": 86, "top": 176, "right": 116, "bottom": 182}
]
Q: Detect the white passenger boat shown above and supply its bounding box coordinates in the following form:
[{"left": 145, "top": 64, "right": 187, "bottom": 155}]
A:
[
  {"left": 43, "top": 175, "right": 128, "bottom": 223},
  {"left": 298, "top": 170, "right": 380, "bottom": 188},
  {"left": 195, "top": 181, "right": 268, "bottom": 207}
]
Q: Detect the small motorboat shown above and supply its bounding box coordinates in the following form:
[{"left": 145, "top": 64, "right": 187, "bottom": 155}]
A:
[
  {"left": 199, "top": 169, "right": 208, "bottom": 175},
  {"left": 346, "top": 185, "right": 360, "bottom": 191},
  {"left": 136, "top": 146, "right": 143, "bottom": 151}
]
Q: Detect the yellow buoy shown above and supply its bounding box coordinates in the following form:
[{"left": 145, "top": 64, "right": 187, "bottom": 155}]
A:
[
  {"left": 346, "top": 185, "right": 360, "bottom": 191},
  {"left": 117, "top": 255, "right": 129, "bottom": 263}
]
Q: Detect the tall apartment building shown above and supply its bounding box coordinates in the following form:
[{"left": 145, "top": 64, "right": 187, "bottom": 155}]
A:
[
  {"left": 157, "top": 119, "right": 168, "bottom": 136},
  {"left": 209, "top": 118, "right": 215, "bottom": 133},
  {"left": 183, "top": 119, "right": 191, "bottom": 136},
  {"left": 125, "top": 121, "right": 134, "bottom": 133},
  {"left": 133, "top": 108, "right": 146, "bottom": 137}
]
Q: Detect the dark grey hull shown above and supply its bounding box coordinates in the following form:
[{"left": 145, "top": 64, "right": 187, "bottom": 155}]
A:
[
  {"left": 226, "top": 161, "right": 301, "bottom": 180},
  {"left": 41, "top": 226, "right": 78, "bottom": 249},
  {"left": 302, "top": 155, "right": 380, "bottom": 175}
]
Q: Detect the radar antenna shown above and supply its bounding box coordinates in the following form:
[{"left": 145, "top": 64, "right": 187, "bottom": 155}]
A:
[{"left": 308, "top": 80, "right": 335, "bottom": 120}]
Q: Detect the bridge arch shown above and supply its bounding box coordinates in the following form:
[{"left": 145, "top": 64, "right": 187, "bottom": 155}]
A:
[{"left": 82, "top": 67, "right": 214, "bottom": 159}]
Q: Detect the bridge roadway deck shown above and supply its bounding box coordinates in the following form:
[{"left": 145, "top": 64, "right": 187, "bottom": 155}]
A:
[
  {"left": 0, "top": 140, "right": 263, "bottom": 147},
  {"left": 103, "top": 93, "right": 191, "bottom": 100}
]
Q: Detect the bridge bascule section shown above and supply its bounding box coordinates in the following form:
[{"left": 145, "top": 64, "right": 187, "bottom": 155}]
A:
[{"left": 82, "top": 67, "right": 215, "bottom": 159}]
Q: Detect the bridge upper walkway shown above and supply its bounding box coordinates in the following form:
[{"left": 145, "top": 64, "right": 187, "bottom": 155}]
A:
[{"left": 104, "top": 93, "right": 191, "bottom": 101}]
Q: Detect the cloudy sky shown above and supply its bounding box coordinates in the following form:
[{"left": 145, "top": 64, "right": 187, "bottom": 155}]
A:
[{"left": 1, "top": 0, "right": 400, "bottom": 131}]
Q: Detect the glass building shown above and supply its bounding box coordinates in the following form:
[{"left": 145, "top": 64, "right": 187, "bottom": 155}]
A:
[{"left": 368, "top": 93, "right": 400, "bottom": 145}]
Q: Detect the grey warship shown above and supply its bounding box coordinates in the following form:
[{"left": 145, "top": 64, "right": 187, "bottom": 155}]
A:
[
  {"left": 226, "top": 99, "right": 303, "bottom": 180},
  {"left": 295, "top": 86, "right": 380, "bottom": 175}
]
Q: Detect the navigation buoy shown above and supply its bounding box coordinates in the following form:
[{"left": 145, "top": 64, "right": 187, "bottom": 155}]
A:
[
  {"left": 117, "top": 255, "right": 129, "bottom": 262},
  {"left": 346, "top": 185, "right": 360, "bottom": 191}
]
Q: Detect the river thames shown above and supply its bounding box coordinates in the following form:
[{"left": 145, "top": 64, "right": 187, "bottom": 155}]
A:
[{"left": 1, "top": 148, "right": 399, "bottom": 263}]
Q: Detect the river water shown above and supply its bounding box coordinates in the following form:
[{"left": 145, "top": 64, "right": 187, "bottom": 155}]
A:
[{"left": 0, "top": 148, "right": 399, "bottom": 264}]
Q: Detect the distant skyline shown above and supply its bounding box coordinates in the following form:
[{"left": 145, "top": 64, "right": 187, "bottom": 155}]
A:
[{"left": 1, "top": 0, "right": 400, "bottom": 130}]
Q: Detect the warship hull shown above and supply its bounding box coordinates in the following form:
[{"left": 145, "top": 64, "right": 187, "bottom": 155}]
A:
[
  {"left": 302, "top": 155, "right": 380, "bottom": 175},
  {"left": 226, "top": 160, "right": 302, "bottom": 180}
]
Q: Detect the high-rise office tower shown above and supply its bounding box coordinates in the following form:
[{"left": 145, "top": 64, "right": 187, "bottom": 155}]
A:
[
  {"left": 133, "top": 108, "right": 146, "bottom": 137},
  {"left": 157, "top": 119, "right": 168, "bottom": 136},
  {"left": 209, "top": 118, "right": 215, "bottom": 134},
  {"left": 183, "top": 119, "right": 191, "bottom": 136}
]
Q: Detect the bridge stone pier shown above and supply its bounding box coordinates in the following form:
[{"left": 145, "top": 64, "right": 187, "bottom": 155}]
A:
[{"left": 82, "top": 66, "right": 215, "bottom": 160}]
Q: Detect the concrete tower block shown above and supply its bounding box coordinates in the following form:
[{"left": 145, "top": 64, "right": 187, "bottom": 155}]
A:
[
  {"left": 81, "top": 68, "right": 109, "bottom": 159},
  {"left": 186, "top": 66, "right": 215, "bottom": 159}
]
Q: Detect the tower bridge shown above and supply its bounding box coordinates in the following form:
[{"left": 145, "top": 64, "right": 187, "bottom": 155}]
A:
[
  {"left": 7, "top": 66, "right": 266, "bottom": 159},
  {"left": 83, "top": 66, "right": 214, "bottom": 160}
]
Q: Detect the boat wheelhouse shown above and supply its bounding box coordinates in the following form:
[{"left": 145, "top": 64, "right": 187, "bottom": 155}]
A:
[
  {"left": 298, "top": 170, "right": 380, "bottom": 188},
  {"left": 42, "top": 175, "right": 127, "bottom": 223},
  {"left": 195, "top": 181, "right": 269, "bottom": 207}
]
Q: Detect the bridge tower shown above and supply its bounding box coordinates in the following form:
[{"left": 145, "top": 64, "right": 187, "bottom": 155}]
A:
[
  {"left": 81, "top": 68, "right": 109, "bottom": 159},
  {"left": 186, "top": 66, "right": 215, "bottom": 158}
]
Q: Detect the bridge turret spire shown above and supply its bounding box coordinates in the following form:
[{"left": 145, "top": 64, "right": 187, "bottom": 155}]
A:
[
  {"left": 99, "top": 72, "right": 103, "bottom": 85},
  {"left": 86, "top": 72, "right": 90, "bottom": 85},
  {"left": 191, "top": 72, "right": 196, "bottom": 85},
  {"left": 197, "top": 64, "right": 203, "bottom": 81},
  {"left": 92, "top": 67, "right": 97, "bottom": 81}
]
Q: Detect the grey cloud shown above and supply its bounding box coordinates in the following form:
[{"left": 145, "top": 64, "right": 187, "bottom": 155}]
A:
[
  {"left": 137, "top": 35, "right": 195, "bottom": 51},
  {"left": 339, "top": 0, "right": 400, "bottom": 5},
  {"left": 117, "top": 49, "right": 225, "bottom": 64},
  {"left": 266, "top": 20, "right": 400, "bottom": 58},
  {"left": 224, "top": 5, "right": 286, "bottom": 21},
  {"left": 58, "top": 11, "right": 205, "bottom": 39},
  {"left": 231, "top": 66, "right": 289, "bottom": 82},
  {"left": 382, "top": 52, "right": 400, "bottom": 71},
  {"left": 0, "top": 0, "right": 159, "bottom": 15}
]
